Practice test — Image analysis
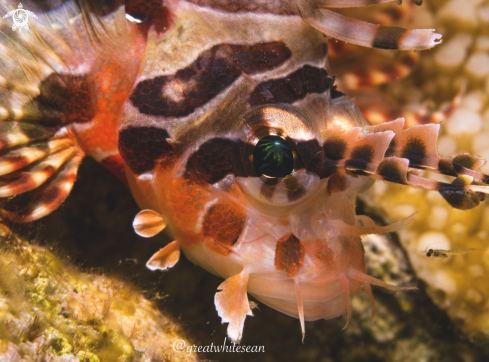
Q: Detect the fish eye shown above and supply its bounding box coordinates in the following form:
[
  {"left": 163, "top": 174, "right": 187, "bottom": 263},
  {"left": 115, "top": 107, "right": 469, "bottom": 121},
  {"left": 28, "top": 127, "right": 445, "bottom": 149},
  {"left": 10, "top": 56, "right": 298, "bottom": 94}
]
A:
[
  {"left": 235, "top": 104, "right": 322, "bottom": 207},
  {"left": 253, "top": 135, "right": 294, "bottom": 178},
  {"left": 426, "top": 249, "right": 433, "bottom": 257}
]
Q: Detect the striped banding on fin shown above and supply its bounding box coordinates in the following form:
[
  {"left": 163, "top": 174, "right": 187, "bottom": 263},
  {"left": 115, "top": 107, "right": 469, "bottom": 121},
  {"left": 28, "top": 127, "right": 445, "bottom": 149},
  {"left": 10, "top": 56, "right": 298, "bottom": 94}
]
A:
[
  {"left": 323, "top": 127, "right": 394, "bottom": 175},
  {"left": 302, "top": 7, "right": 441, "bottom": 50},
  {"left": 0, "top": 121, "right": 85, "bottom": 222},
  {"left": 0, "top": 147, "right": 76, "bottom": 197},
  {"left": 322, "top": 118, "right": 489, "bottom": 210},
  {"left": 6, "top": 155, "right": 83, "bottom": 222},
  {"left": 0, "top": 139, "right": 74, "bottom": 176},
  {"left": 0, "top": 122, "right": 54, "bottom": 150}
]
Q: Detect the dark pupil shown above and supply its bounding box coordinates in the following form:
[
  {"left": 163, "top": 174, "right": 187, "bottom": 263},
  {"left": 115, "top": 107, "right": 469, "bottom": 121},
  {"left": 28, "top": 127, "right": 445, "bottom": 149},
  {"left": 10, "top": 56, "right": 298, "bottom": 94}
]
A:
[{"left": 253, "top": 136, "right": 294, "bottom": 178}]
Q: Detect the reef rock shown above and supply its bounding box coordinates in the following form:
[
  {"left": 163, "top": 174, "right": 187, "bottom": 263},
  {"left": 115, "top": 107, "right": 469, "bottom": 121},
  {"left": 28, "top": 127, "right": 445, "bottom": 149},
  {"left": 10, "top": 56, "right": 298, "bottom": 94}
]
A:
[{"left": 0, "top": 226, "right": 196, "bottom": 362}]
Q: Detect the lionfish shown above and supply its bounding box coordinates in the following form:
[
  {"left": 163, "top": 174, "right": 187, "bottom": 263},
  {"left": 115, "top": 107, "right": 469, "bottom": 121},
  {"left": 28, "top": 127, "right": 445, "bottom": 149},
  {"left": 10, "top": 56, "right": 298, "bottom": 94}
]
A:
[{"left": 1, "top": 0, "right": 486, "bottom": 343}]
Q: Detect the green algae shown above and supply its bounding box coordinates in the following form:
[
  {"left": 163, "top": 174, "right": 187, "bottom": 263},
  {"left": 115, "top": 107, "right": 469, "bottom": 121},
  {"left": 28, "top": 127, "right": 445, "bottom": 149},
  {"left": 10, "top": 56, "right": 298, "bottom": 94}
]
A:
[{"left": 0, "top": 227, "right": 196, "bottom": 362}]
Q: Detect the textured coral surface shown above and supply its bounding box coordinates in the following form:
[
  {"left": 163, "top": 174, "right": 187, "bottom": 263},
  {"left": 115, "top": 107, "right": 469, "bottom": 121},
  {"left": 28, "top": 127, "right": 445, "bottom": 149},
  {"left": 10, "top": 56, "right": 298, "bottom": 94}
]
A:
[{"left": 0, "top": 228, "right": 196, "bottom": 362}]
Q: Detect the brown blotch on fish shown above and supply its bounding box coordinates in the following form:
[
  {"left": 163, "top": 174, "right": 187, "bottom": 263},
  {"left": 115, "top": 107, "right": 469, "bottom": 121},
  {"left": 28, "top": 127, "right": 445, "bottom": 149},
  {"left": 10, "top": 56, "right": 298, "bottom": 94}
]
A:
[
  {"left": 189, "top": 138, "right": 247, "bottom": 184},
  {"left": 284, "top": 176, "right": 306, "bottom": 202},
  {"left": 323, "top": 138, "right": 347, "bottom": 161},
  {"left": 130, "top": 42, "right": 291, "bottom": 117},
  {"left": 438, "top": 158, "right": 458, "bottom": 177},
  {"left": 183, "top": 0, "right": 295, "bottom": 15},
  {"left": 345, "top": 144, "right": 374, "bottom": 170},
  {"left": 260, "top": 177, "right": 280, "bottom": 199},
  {"left": 377, "top": 158, "right": 408, "bottom": 184},
  {"left": 203, "top": 202, "right": 246, "bottom": 256},
  {"left": 22, "top": 73, "right": 96, "bottom": 126},
  {"left": 401, "top": 136, "right": 427, "bottom": 166},
  {"left": 118, "top": 126, "right": 175, "bottom": 175},
  {"left": 249, "top": 65, "right": 334, "bottom": 106},
  {"left": 437, "top": 182, "right": 480, "bottom": 210},
  {"left": 384, "top": 138, "right": 397, "bottom": 157},
  {"left": 295, "top": 139, "right": 324, "bottom": 176},
  {"left": 274, "top": 232, "right": 305, "bottom": 277},
  {"left": 452, "top": 154, "right": 484, "bottom": 171}
]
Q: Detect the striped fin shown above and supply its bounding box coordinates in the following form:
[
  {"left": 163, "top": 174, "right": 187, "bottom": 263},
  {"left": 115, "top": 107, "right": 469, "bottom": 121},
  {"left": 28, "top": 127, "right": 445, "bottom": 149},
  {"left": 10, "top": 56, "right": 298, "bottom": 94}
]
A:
[
  {"left": 0, "top": 147, "right": 76, "bottom": 197},
  {"left": 0, "top": 131, "right": 84, "bottom": 221},
  {"left": 386, "top": 123, "right": 440, "bottom": 169},
  {"left": 0, "top": 138, "right": 72, "bottom": 176},
  {"left": 344, "top": 130, "right": 395, "bottom": 173},
  {"left": 355, "top": 85, "right": 461, "bottom": 127},
  {"left": 6, "top": 155, "right": 83, "bottom": 222},
  {"left": 0, "top": 123, "right": 54, "bottom": 149},
  {"left": 323, "top": 127, "right": 394, "bottom": 175},
  {"left": 322, "top": 118, "right": 489, "bottom": 210},
  {"left": 297, "top": 1, "right": 442, "bottom": 50},
  {"left": 0, "top": 0, "right": 137, "bottom": 221}
]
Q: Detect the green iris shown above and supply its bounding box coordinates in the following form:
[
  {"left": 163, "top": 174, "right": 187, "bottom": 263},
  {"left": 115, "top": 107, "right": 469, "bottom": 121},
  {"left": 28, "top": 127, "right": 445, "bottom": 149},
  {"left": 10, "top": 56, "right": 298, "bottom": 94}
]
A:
[{"left": 253, "top": 136, "right": 294, "bottom": 178}]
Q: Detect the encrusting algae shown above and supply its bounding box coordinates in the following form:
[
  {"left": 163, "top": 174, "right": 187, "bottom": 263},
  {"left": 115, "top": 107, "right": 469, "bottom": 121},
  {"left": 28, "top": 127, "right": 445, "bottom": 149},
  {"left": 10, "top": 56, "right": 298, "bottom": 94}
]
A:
[
  {"left": 361, "top": 0, "right": 489, "bottom": 344},
  {"left": 0, "top": 223, "right": 197, "bottom": 362}
]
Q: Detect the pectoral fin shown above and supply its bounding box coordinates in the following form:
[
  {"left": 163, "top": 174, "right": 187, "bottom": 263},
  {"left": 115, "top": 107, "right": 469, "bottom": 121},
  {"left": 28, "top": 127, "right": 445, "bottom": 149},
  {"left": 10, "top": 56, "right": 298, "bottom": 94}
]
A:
[
  {"left": 133, "top": 209, "right": 166, "bottom": 237},
  {"left": 146, "top": 240, "right": 180, "bottom": 271}
]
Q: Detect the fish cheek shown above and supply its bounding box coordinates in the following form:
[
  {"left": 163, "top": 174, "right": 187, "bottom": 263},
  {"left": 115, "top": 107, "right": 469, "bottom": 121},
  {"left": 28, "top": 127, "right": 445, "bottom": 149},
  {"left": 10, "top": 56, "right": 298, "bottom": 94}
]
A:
[
  {"left": 124, "top": 166, "right": 158, "bottom": 211},
  {"left": 162, "top": 168, "right": 211, "bottom": 245}
]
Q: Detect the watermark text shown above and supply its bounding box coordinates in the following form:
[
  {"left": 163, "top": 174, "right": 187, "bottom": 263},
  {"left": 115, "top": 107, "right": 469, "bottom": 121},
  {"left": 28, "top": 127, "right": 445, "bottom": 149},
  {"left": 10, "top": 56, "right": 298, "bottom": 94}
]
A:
[{"left": 173, "top": 338, "right": 265, "bottom": 356}]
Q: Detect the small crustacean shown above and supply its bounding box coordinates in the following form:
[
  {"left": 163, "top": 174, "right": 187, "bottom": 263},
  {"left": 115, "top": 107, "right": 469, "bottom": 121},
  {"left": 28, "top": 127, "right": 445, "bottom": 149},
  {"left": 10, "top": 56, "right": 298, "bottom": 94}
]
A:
[
  {"left": 425, "top": 248, "right": 484, "bottom": 259},
  {"left": 3, "top": 0, "right": 489, "bottom": 344}
]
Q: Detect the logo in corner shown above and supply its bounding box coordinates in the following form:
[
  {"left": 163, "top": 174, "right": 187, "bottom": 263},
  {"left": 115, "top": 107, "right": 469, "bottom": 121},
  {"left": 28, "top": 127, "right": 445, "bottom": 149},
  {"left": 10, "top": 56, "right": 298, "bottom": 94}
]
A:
[{"left": 3, "top": 3, "right": 37, "bottom": 32}]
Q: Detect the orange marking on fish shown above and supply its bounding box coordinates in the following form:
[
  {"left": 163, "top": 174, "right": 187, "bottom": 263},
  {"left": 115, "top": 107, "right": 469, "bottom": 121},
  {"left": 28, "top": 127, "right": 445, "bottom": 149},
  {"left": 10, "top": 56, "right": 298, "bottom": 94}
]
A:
[{"left": 274, "top": 233, "right": 305, "bottom": 277}]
